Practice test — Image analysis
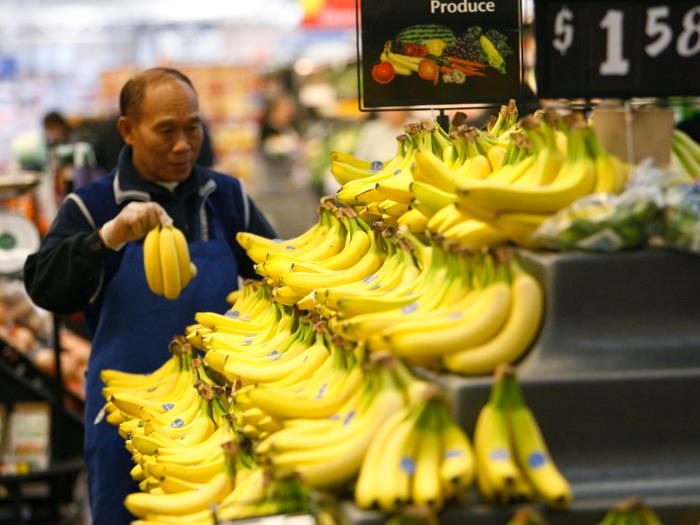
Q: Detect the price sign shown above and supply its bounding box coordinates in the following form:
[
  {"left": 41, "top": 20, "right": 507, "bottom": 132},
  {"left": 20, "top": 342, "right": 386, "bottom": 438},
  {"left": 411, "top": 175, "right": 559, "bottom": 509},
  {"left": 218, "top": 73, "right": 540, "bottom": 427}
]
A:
[
  {"left": 536, "top": 0, "right": 700, "bottom": 99},
  {"left": 356, "top": 0, "right": 523, "bottom": 109}
]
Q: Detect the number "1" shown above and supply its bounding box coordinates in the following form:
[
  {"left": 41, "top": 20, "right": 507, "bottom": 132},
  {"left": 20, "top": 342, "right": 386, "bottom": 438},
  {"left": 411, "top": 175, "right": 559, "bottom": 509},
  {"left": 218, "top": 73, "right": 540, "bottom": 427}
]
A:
[{"left": 600, "top": 9, "right": 630, "bottom": 75}]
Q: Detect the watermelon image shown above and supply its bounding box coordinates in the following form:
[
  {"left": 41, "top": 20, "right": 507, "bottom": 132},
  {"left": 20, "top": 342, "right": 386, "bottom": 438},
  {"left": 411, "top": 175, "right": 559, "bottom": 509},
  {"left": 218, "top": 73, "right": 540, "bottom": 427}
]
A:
[{"left": 395, "top": 25, "right": 457, "bottom": 47}]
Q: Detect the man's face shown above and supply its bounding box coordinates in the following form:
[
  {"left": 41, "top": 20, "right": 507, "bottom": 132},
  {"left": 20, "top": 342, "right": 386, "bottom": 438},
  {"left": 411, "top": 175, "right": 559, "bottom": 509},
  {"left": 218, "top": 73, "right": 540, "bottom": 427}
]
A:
[{"left": 119, "top": 79, "right": 203, "bottom": 183}]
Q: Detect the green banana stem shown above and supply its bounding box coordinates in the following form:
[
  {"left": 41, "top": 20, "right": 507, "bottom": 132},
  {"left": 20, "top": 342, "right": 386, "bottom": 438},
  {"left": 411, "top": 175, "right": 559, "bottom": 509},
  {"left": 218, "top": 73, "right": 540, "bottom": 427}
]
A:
[
  {"left": 490, "top": 110, "right": 506, "bottom": 136},
  {"left": 446, "top": 131, "right": 462, "bottom": 168},
  {"left": 502, "top": 368, "right": 526, "bottom": 410},
  {"left": 466, "top": 133, "right": 484, "bottom": 159},
  {"left": 674, "top": 129, "right": 700, "bottom": 164},
  {"left": 523, "top": 126, "right": 546, "bottom": 156},
  {"left": 488, "top": 368, "right": 510, "bottom": 409},
  {"left": 584, "top": 128, "right": 610, "bottom": 161}
]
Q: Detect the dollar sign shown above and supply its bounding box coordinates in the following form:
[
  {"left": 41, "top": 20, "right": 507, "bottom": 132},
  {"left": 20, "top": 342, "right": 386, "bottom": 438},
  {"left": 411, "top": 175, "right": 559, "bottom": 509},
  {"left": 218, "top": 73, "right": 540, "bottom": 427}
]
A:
[{"left": 553, "top": 5, "right": 574, "bottom": 56}]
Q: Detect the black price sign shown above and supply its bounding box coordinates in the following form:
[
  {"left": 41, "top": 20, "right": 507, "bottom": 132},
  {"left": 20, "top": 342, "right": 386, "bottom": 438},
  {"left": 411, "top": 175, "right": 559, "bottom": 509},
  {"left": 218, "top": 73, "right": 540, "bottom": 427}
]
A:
[
  {"left": 356, "top": 0, "right": 523, "bottom": 109},
  {"left": 536, "top": 0, "right": 700, "bottom": 99}
]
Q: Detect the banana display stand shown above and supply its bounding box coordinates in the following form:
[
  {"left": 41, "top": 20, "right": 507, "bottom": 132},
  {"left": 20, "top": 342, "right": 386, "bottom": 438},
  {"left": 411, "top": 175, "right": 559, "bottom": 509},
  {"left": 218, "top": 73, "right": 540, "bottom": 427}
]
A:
[
  {"left": 0, "top": 174, "right": 85, "bottom": 524},
  {"left": 342, "top": 248, "right": 700, "bottom": 525}
]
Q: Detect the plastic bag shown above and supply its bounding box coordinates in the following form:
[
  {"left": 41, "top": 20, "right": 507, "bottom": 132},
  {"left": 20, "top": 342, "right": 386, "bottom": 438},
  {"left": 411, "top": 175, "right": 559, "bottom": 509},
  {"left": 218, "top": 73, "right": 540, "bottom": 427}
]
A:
[
  {"left": 661, "top": 181, "right": 700, "bottom": 252},
  {"left": 532, "top": 159, "right": 671, "bottom": 252}
]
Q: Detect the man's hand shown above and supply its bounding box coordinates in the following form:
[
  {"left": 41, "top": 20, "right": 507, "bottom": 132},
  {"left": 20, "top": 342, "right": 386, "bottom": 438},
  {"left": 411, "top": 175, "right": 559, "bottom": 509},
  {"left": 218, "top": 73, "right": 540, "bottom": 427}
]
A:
[{"left": 99, "top": 202, "right": 173, "bottom": 250}]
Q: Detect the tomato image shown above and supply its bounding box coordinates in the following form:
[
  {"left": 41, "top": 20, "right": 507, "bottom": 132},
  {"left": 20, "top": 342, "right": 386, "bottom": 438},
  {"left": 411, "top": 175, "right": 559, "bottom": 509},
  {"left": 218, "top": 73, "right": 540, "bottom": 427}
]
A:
[{"left": 372, "top": 61, "right": 395, "bottom": 84}]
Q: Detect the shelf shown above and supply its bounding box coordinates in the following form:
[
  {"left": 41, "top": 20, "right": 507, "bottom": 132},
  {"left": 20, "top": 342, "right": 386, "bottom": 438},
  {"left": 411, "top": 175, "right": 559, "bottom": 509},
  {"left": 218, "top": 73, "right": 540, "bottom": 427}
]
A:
[
  {"left": 340, "top": 494, "right": 700, "bottom": 525},
  {"left": 364, "top": 248, "right": 700, "bottom": 525},
  {"left": 0, "top": 458, "right": 84, "bottom": 485}
]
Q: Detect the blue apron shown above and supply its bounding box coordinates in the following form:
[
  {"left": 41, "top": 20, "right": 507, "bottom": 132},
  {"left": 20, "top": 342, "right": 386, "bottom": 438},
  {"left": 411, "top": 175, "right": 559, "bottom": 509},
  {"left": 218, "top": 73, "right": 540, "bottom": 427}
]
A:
[{"left": 83, "top": 203, "right": 239, "bottom": 525}]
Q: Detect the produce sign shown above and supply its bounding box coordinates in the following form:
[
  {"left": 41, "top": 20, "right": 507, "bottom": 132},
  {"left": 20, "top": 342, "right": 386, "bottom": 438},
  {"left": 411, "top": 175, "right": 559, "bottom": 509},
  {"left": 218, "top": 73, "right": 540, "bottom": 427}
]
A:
[
  {"left": 536, "top": 0, "right": 700, "bottom": 99},
  {"left": 356, "top": 0, "right": 523, "bottom": 108}
]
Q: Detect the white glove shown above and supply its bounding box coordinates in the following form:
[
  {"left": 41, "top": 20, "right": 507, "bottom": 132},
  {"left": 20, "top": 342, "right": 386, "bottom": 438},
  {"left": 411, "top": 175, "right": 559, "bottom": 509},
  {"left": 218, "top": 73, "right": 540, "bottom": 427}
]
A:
[{"left": 99, "top": 202, "right": 173, "bottom": 251}]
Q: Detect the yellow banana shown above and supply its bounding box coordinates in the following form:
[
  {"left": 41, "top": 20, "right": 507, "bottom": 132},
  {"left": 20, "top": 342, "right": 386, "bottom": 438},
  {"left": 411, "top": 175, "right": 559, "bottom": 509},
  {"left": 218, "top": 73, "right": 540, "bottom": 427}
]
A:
[
  {"left": 443, "top": 257, "right": 544, "bottom": 375},
  {"left": 504, "top": 370, "right": 572, "bottom": 509},
  {"left": 143, "top": 225, "right": 164, "bottom": 296},
  {"left": 168, "top": 226, "right": 191, "bottom": 289},
  {"left": 473, "top": 373, "right": 520, "bottom": 497},
  {"left": 158, "top": 225, "right": 181, "bottom": 300}
]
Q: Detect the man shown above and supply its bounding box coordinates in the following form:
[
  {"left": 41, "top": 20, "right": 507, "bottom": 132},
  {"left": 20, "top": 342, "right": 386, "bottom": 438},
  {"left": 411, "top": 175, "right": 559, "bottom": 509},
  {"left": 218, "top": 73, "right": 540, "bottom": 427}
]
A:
[{"left": 24, "top": 68, "right": 276, "bottom": 524}]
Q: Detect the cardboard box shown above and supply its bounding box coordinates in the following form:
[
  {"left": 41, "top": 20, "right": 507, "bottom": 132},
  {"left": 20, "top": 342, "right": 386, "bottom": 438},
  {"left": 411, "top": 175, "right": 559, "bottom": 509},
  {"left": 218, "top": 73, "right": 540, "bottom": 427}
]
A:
[{"left": 591, "top": 106, "right": 674, "bottom": 166}]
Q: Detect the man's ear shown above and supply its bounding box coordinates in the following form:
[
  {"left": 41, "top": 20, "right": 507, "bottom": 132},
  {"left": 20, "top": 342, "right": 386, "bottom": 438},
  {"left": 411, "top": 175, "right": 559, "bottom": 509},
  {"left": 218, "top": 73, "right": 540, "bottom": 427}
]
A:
[{"left": 117, "top": 116, "right": 135, "bottom": 146}]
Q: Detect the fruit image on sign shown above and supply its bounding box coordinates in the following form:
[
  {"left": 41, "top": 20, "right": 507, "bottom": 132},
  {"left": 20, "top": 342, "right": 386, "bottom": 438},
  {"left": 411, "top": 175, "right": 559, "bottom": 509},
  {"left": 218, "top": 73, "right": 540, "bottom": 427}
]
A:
[
  {"left": 375, "top": 25, "right": 514, "bottom": 88},
  {"left": 358, "top": 0, "right": 522, "bottom": 107}
]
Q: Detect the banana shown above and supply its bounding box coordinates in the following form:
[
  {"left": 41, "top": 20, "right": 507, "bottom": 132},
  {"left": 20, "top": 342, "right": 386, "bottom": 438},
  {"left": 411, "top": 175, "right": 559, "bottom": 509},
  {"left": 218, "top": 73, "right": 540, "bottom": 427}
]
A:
[
  {"left": 385, "top": 48, "right": 421, "bottom": 73},
  {"left": 355, "top": 403, "right": 409, "bottom": 509},
  {"left": 409, "top": 181, "right": 454, "bottom": 215},
  {"left": 330, "top": 150, "right": 388, "bottom": 172},
  {"left": 100, "top": 353, "right": 179, "bottom": 386},
  {"left": 144, "top": 225, "right": 164, "bottom": 295},
  {"left": 472, "top": 372, "right": 520, "bottom": 497},
  {"left": 381, "top": 49, "right": 413, "bottom": 76},
  {"left": 373, "top": 403, "right": 420, "bottom": 512},
  {"left": 443, "top": 219, "right": 510, "bottom": 249},
  {"left": 412, "top": 149, "right": 459, "bottom": 193},
  {"left": 222, "top": 328, "right": 324, "bottom": 384},
  {"left": 159, "top": 225, "right": 182, "bottom": 300},
  {"left": 397, "top": 208, "right": 429, "bottom": 233},
  {"left": 443, "top": 256, "right": 544, "bottom": 375},
  {"left": 411, "top": 409, "right": 444, "bottom": 509},
  {"left": 504, "top": 370, "right": 572, "bottom": 509},
  {"left": 270, "top": 365, "right": 405, "bottom": 489},
  {"left": 246, "top": 364, "right": 363, "bottom": 420},
  {"left": 278, "top": 237, "right": 385, "bottom": 296},
  {"left": 384, "top": 262, "right": 511, "bottom": 361},
  {"left": 330, "top": 138, "right": 407, "bottom": 186},
  {"left": 169, "top": 226, "right": 192, "bottom": 289},
  {"left": 375, "top": 176, "right": 415, "bottom": 204},
  {"left": 437, "top": 401, "right": 475, "bottom": 491},
  {"left": 124, "top": 468, "right": 233, "bottom": 518}
]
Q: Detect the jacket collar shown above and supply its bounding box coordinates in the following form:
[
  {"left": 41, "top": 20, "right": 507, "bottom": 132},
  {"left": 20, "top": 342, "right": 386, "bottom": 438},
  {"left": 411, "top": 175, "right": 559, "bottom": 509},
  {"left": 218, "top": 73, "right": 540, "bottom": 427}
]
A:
[{"left": 113, "top": 145, "right": 216, "bottom": 205}]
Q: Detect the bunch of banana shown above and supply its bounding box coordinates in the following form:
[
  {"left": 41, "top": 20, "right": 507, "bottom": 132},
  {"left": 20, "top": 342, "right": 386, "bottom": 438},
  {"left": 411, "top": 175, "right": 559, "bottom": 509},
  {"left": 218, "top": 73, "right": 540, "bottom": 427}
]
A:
[
  {"left": 406, "top": 111, "right": 630, "bottom": 251},
  {"left": 671, "top": 128, "right": 700, "bottom": 182},
  {"left": 331, "top": 134, "right": 411, "bottom": 187},
  {"left": 596, "top": 496, "right": 665, "bottom": 525},
  {"left": 144, "top": 223, "right": 197, "bottom": 300},
  {"left": 194, "top": 286, "right": 292, "bottom": 356},
  {"left": 236, "top": 334, "right": 365, "bottom": 437},
  {"left": 485, "top": 99, "right": 521, "bottom": 140},
  {"left": 474, "top": 365, "right": 571, "bottom": 509},
  {"left": 253, "top": 354, "right": 409, "bottom": 489},
  {"left": 375, "top": 248, "right": 524, "bottom": 372},
  {"left": 138, "top": 469, "right": 313, "bottom": 525},
  {"left": 334, "top": 121, "right": 452, "bottom": 214},
  {"left": 316, "top": 228, "right": 427, "bottom": 319},
  {"left": 329, "top": 236, "right": 475, "bottom": 347},
  {"left": 355, "top": 383, "right": 474, "bottom": 513},
  {"left": 102, "top": 337, "right": 205, "bottom": 425},
  {"left": 276, "top": 225, "right": 387, "bottom": 302},
  {"left": 125, "top": 439, "right": 241, "bottom": 520},
  {"left": 505, "top": 508, "right": 549, "bottom": 525}
]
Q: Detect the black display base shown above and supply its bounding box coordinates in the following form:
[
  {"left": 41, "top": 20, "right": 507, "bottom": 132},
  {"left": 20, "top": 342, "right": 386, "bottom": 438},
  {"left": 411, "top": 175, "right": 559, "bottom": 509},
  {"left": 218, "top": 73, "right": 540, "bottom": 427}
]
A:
[
  {"left": 339, "top": 494, "right": 700, "bottom": 525},
  {"left": 516, "top": 248, "right": 700, "bottom": 375}
]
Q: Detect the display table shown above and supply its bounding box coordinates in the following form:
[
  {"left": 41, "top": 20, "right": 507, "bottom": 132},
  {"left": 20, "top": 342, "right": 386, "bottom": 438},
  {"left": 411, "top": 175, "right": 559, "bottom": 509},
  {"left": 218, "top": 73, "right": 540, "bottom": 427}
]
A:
[{"left": 342, "top": 248, "right": 700, "bottom": 525}]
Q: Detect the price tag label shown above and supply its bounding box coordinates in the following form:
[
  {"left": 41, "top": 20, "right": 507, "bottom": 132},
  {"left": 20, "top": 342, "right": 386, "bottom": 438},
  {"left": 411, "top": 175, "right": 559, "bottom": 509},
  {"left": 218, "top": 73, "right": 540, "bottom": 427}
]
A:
[{"left": 536, "top": 0, "right": 700, "bottom": 99}]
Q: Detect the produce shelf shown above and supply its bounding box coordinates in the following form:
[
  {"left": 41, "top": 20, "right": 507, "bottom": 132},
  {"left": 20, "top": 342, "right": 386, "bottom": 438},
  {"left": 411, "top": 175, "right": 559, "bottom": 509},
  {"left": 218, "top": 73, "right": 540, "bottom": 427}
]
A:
[
  {"left": 347, "top": 248, "right": 700, "bottom": 524},
  {"left": 339, "top": 494, "right": 700, "bottom": 525}
]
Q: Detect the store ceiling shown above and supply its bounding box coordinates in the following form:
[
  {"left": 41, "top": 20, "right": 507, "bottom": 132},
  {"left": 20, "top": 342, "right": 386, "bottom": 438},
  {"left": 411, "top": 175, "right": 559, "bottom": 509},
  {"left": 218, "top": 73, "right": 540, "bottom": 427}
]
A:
[{"left": 0, "top": 0, "right": 305, "bottom": 30}]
